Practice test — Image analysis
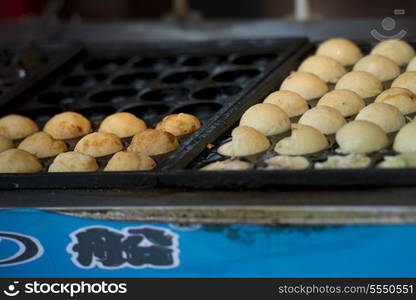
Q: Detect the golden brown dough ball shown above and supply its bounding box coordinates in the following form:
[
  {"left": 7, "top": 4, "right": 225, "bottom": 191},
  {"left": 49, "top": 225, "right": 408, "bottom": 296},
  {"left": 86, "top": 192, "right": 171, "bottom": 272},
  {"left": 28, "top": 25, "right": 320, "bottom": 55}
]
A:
[
  {"left": 336, "top": 120, "right": 389, "bottom": 153},
  {"left": 0, "top": 114, "right": 39, "bottom": 140},
  {"left": 43, "top": 112, "right": 91, "bottom": 140},
  {"left": 375, "top": 87, "right": 416, "bottom": 115},
  {"left": 316, "top": 38, "right": 363, "bottom": 66},
  {"left": 104, "top": 151, "right": 156, "bottom": 171},
  {"left": 231, "top": 126, "right": 270, "bottom": 157},
  {"left": 0, "top": 148, "right": 42, "bottom": 173},
  {"left": 299, "top": 106, "right": 346, "bottom": 135},
  {"left": 263, "top": 90, "right": 308, "bottom": 117},
  {"left": 371, "top": 39, "right": 415, "bottom": 66},
  {"left": 18, "top": 132, "right": 68, "bottom": 158},
  {"left": 128, "top": 129, "right": 179, "bottom": 156},
  {"left": 48, "top": 151, "right": 99, "bottom": 172},
  {"left": 335, "top": 71, "right": 382, "bottom": 98},
  {"left": 393, "top": 122, "right": 416, "bottom": 153},
  {"left": 317, "top": 89, "right": 365, "bottom": 117},
  {"left": 99, "top": 112, "right": 146, "bottom": 138},
  {"left": 391, "top": 72, "right": 416, "bottom": 94},
  {"left": 156, "top": 113, "right": 201, "bottom": 136},
  {"left": 0, "top": 136, "right": 13, "bottom": 153},
  {"left": 280, "top": 72, "right": 328, "bottom": 100},
  {"left": 74, "top": 132, "right": 123, "bottom": 157},
  {"left": 298, "top": 55, "right": 346, "bottom": 83},
  {"left": 239, "top": 103, "right": 290, "bottom": 136},
  {"left": 355, "top": 103, "right": 405, "bottom": 133},
  {"left": 353, "top": 54, "right": 400, "bottom": 82}
]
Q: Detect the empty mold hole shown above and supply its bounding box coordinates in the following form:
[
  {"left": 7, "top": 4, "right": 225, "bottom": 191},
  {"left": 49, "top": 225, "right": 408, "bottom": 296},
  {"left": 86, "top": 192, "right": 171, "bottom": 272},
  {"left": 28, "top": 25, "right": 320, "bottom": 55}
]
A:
[
  {"left": 75, "top": 106, "right": 117, "bottom": 121},
  {"left": 192, "top": 85, "right": 241, "bottom": 101},
  {"left": 18, "top": 107, "right": 63, "bottom": 124},
  {"left": 172, "top": 102, "right": 223, "bottom": 120},
  {"left": 162, "top": 71, "right": 208, "bottom": 84},
  {"left": 89, "top": 89, "right": 137, "bottom": 103},
  {"left": 134, "top": 57, "right": 176, "bottom": 69},
  {"left": 182, "top": 55, "right": 226, "bottom": 67},
  {"left": 61, "top": 74, "right": 107, "bottom": 87},
  {"left": 84, "top": 58, "right": 127, "bottom": 71},
  {"left": 37, "top": 91, "right": 85, "bottom": 106},
  {"left": 232, "top": 53, "right": 277, "bottom": 65},
  {"left": 213, "top": 69, "right": 260, "bottom": 83},
  {"left": 112, "top": 72, "right": 158, "bottom": 87},
  {"left": 141, "top": 87, "right": 189, "bottom": 102},
  {"left": 121, "top": 104, "right": 170, "bottom": 121}
]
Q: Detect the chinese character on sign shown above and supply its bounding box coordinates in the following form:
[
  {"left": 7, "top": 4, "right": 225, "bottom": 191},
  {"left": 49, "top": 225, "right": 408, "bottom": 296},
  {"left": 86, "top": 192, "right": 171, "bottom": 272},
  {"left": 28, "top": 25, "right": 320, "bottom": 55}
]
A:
[{"left": 67, "top": 226, "right": 180, "bottom": 269}]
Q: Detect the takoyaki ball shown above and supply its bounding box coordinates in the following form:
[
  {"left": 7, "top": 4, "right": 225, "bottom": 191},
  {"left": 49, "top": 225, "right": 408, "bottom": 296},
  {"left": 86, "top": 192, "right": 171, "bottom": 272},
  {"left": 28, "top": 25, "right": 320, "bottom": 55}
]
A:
[
  {"left": 316, "top": 38, "right": 363, "bottom": 66},
  {"left": 156, "top": 113, "right": 201, "bottom": 136},
  {"left": 375, "top": 87, "right": 416, "bottom": 115},
  {"left": 0, "top": 136, "right": 13, "bottom": 153},
  {"left": 232, "top": 126, "right": 270, "bottom": 157},
  {"left": 355, "top": 103, "right": 405, "bottom": 133},
  {"left": 200, "top": 159, "right": 251, "bottom": 171},
  {"left": 317, "top": 89, "right": 365, "bottom": 117},
  {"left": 298, "top": 55, "right": 346, "bottom": 83},
  {"left": 74, "top": 132, "right": 123, "bottom": 157},
  {"left": 315, "top": 154, "right": 371, "bottom": 169},
  {"left": 393, "top": 121, "right": 416, "bottom": 153},
  {"left": 391, "top": 72, "right": 416, "bottom": 94},
  {"left": 128, "top": 129, "right": 179, "bottom": 156},
  {"left": 280, "top": 72, "right": 328, "bottom": 100},
  {"left": 336, "top": 120, "right": 389, "bottom": 154},
  {"left": 0, "top": 114, "right": 39, "bottom": 140},
  {"left": 104, "top": 151, "right": 156, "bottom": 171},
  {"left": 274, "top": 124, "right": 328, "bottom": 155},
  {"left": 371, "top": 39, "right": 415, "bottom": 66},
  {"left": 260, "top": 155, "right": 309, "bottom": 170},
  {"left": 99, "top": 112, "right": 146, "bottom": 138},
  {"left": 353, "top": 54, "right": 400, "bottom": 82},
  {"left": 48, "top": 151, "right": 99, "bottom": 172},
  {"left": 217, "top": 141, "right": 233, "bottom": 157},
  {"left": 335, "top": 71, "right": 382, "bottom": 98},
  {"left": 0, "top": 148, "right": 42, "bottom": 173},
  {"left": 18, "top": 132, "right": 67, "bottom": 158},
  {"left": 406, "top": 56, "right": 416, "bottom": 71},
  {"left": 44, "top": 112, "right": 91, "bottom": 140},
  {"left": 239, "top": 103, "right": 290, "bottom": 136},
  {"left": 377, "top": 153, "right": 416, "bottom": 168},
  {"left": 263, "top": 90, "right": 308, "bottom": 117},
  {"left": 299, "top": 106, "right": 346, "bottom": 135}
]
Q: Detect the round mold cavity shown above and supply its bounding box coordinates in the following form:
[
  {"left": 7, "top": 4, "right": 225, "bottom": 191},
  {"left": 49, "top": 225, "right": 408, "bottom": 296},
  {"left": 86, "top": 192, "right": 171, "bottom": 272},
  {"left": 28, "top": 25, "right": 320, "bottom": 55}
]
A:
[
  {"left": 172, "top": 102, "right": 223, "bottom": 120},
  {"left": 141, "top": 87, "right": 189, "bottom": 102},
  {"left": 75, "top": 106, "right": 117, "bottom": 121},
  {"left": 134, "top": 57, "right": 176, "bottom": 69},
  {"left": 61, "top": 74, "right": 107, "bottom": 87},
  {"left": 162, "top": 71, "right": 208, "bottom": 84},
  {"left": 121, "top": 104, "right": 171, "bottom": 121},
  {"left": 89, "top": 88, "right": 137, "bottom": 103},
  {"left": 213, "top": 69, "right": 260, "bottom": 83},
  {"left": 232, "top": 53, "right": 277, "bottom": 65},
  {"left": 182, "top": 55, "right": 226, "bottom": 67},
  {"left": 84, "top": 58, "right": 127, "bottom": 71},
  {"left": 192, "top": 85, "right": 241, "bottom": 101},
  {"left": 112, "top": 72, "right": 158, "bottom": 87},
  {"left": 37, "top": 91, "right": 85, "bottom": 106},
  {"left": 18, "top": 107, "right": 64, "bottom": 124}
]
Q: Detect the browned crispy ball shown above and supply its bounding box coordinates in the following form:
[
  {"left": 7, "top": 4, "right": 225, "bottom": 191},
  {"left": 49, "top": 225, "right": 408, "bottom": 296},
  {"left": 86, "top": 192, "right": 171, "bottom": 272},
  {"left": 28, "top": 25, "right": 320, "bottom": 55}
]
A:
[
  {"left": 74, "top": 132, "right": 123, "bottom": 157},
  {"left": 18, "top": 132, "right": 68, "bottom": 158},
  {"left": 156, "top": 113, "right": 201, "bottom": 136},
  {"left": 43, "top": 112, "right": 91, "bottom": 139},
  {"left": 0, "top": 114, "right": 39, "bottom": 139},
  {"left": 128, "top": 129, "right": 179, "bottom": 156},
  {"left": 99, "top": 112, "right": 147, "bottom": 138},
  {"left": 104, "top": 151, "right": 156, "bottom": 171},
  {"left": 0, "top": 148, "right": 42, "bottom": 173}
]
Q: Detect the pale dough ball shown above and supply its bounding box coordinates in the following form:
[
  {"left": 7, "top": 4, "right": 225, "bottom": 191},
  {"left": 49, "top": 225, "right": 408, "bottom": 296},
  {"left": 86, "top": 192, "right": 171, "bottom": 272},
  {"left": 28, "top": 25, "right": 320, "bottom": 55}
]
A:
[
  {"left": 280, "top": 72, "right": 328, "bottom": 100},
  {"left": 18, "top": 132, "right": 68, "bottom": 158},
  {"left": 299, "top": 105, "right": 346, "bottom": 134},
  {"left": 0, "top": 148, "right": 42, "bottom": 173},
  {"left": 393, "top": 122, "right": 416, "bottom": 153},
  {"left": 391, "top": 72, "right": 416, "bottom": 94},
  {"left": 263, "top": 90, "right": 308, "bottom": 117},
  {"left": 336, "top": 120, "right": 388, "bottom": 153},
  {"left": 217, "top": 141, "right": 233, "bottom": 157},
  {"left": 406, "top": 56, "right": 416, "bottom": 71},
  {"left": 316, "top": 38, "right": 363, "bottom": 66},
  {"left": 44, "top": 112, "right": 91, "bottom": 140},
  {"left": 231, "top": 126, "right": 270, "bottom": 157},
  {"left": 353, "top": 54, "right": 400, "bottom": 82},
  {"left": 104, "top": 151, "right": 156, "bottom": 171},
  {"left": 99, "top": 112, "right": 146, "bottom": 138},
  {"left": 335, "top": 71, "right": 382, "bottom": 98},
  {"left": 156, "top": 113, "right": 201, "bottom": 136},
  {"left": 0, "top": 114, "right": 39, "bottom": 140},
  {"left": 355, "top": 103, "right": 405, "bottom": 133},
  {"left": 375, "top": 87, "right": 416, "bottom": 114},
  {"left": 274, "top": 124, "right": 328, "bottom": 155},
  {"left": 298, "top": 55, "right": 346, "bottom": 83},
  {"left": 48, "top": 151, "right": 99, "bottom": 172},
  {"left": 200, "top": 159, "right": 251, "bottom": 171},
  {"left": 128, "top": 129, "right": 179, "bottom": 156},
  {"left": 371, "top": 39, "right": 415, "bottom": 66},
  {"left": 0, "top": 136, "right": 13, "bottom": 153},
  {"left": 317, "top": 89, "right": 365, "bottom": 117},
  {"left": 239, "top": 103, "right": 290, "bottom": 136},
  {"left": 260, "top": 155, "right": 309, "bottom": 170},
  {"left": 74, "top": 132, "right": 123, "bottom": 157}
]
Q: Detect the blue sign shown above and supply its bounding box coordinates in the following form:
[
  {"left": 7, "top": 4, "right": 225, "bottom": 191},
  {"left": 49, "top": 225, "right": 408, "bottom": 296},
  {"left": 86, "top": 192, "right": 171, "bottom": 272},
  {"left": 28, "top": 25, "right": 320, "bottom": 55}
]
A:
[{"left": 0, "top": 209, "right": 415, "bottom": 277}]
